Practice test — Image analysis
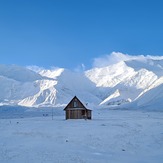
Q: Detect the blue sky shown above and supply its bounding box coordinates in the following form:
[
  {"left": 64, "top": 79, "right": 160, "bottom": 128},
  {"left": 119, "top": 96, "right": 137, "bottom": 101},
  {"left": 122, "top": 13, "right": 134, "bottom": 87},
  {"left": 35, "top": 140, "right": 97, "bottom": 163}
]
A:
[{"left": 0, "top": 0, "right": 163, "bottom": 69}]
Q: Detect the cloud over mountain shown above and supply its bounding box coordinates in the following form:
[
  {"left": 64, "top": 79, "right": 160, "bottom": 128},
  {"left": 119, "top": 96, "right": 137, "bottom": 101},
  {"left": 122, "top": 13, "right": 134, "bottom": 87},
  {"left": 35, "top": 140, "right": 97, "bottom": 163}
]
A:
[
  {"left": 93, "top": 52, "right": 163, "bottom": 67},
  {"left": 0, "top": 52, "right": 163, "bottom": 110}
]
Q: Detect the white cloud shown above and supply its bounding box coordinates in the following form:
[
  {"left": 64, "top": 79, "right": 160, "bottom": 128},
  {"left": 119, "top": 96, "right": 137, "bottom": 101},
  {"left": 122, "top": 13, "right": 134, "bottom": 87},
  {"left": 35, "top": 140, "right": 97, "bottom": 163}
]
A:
[
  {"left": 74, "top": 63, "right": 86, "bottom": 72},
  {"left": 93, "top": 52, "right": 163, "bottom": 68},
  {"left": 26, "top": 65, "right": 62, "bottom": 73},
  {"left": 26, "top": 65, "right": 45, "bottom": 73}
]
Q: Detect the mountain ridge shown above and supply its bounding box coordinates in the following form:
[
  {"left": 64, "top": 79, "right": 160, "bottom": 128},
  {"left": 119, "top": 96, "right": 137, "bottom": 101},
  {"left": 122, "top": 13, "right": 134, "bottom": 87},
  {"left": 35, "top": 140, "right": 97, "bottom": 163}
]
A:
[{"left": 0, "top": 53, "right": 163, "bottom": 110}]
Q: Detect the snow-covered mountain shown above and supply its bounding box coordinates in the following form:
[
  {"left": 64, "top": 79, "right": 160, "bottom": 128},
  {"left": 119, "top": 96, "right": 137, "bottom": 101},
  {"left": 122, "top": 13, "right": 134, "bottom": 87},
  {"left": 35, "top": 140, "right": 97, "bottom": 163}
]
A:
[{"left": 0, "top": 52, "right": 163, "bottom": 110}]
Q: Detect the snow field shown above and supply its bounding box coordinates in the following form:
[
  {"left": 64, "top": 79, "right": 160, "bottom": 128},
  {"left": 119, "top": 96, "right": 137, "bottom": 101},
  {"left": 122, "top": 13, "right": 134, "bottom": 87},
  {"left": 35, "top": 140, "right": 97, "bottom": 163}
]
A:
[{"left": 0, "top": 109, "right": 163, "bottom": 163}]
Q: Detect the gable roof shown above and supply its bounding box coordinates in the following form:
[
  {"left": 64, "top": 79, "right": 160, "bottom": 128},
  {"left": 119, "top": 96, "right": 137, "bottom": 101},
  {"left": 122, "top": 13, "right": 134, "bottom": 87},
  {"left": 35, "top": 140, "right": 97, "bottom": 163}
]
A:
[{"left": 64, "top": 96, "right": 91, "bottom": 111}]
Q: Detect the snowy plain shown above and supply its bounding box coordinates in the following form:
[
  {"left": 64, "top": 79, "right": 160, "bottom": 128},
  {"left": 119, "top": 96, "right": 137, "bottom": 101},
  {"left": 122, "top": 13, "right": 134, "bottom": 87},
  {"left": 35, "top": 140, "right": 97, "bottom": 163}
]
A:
[
  {"left": 1, "top": 52, "right": 163, "bottom": 162},
  {"left": 0, "top": 108, "right": 163, "bottom": 163}
]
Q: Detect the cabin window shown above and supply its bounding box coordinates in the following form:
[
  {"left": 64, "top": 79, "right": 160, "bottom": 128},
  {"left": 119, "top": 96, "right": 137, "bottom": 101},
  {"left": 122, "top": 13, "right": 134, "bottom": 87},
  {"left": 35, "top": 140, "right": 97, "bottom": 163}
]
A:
[{"left": 73, "top": 101, "right": 78, "bottom": 107}]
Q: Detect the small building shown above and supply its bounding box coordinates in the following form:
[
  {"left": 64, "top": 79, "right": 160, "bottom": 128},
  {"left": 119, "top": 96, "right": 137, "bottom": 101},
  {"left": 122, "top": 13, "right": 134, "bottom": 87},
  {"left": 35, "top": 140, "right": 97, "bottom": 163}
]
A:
[{"left": 64, "top": 96, "right": 92, "bottom": 120}]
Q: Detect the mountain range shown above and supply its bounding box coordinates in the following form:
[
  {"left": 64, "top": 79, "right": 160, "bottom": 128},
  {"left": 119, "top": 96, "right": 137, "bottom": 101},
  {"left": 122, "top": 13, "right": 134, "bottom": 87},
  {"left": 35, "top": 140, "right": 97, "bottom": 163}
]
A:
[{"left": 0, "top": 52, "right": 163, "bottom": 110}]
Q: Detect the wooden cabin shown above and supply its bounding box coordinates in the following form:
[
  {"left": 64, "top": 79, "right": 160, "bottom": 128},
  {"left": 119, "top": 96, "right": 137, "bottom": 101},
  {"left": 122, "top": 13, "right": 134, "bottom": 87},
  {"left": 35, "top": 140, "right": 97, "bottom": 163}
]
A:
[{"left": 64, "top": 96, "right": 92, "bottom": 120}]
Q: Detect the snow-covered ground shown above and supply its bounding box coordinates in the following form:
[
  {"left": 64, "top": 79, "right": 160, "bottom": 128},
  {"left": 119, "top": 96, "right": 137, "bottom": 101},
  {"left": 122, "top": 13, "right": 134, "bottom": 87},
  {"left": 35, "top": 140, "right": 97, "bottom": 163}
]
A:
[{"left": 1, "top": 109, "right": 163, "bottom": 163}]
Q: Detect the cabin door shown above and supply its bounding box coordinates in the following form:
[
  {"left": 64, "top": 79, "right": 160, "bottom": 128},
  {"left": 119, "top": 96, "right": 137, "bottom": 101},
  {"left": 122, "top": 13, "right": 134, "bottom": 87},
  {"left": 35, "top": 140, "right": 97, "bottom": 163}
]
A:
[{"left": 82, "top": 110, "right": 85, "bottom": 115}]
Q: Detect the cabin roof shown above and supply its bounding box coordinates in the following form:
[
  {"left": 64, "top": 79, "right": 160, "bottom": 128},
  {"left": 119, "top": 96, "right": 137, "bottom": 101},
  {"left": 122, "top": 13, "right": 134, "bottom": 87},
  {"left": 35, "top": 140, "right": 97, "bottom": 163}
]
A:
[{"left": 64, "top": 96, "right": 92, "bottom": 111}]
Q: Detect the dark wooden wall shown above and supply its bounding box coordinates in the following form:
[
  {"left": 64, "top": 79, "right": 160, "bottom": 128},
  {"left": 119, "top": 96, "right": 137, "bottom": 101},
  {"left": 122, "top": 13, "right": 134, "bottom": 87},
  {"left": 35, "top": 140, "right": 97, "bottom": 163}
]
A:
[{"left": 65, "top": 109, "right": 91, "bottom": 120}]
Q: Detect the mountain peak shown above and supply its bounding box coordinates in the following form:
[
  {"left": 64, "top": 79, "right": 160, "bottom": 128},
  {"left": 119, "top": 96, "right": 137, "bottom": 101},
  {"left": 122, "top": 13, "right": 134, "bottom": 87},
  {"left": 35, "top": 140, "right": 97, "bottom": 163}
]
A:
[
  {"left": 0, "top": 64, "right": 42, "bottom": 82},
  {"left": 0, "top": 53, "right": 163, "bottom": 110}
]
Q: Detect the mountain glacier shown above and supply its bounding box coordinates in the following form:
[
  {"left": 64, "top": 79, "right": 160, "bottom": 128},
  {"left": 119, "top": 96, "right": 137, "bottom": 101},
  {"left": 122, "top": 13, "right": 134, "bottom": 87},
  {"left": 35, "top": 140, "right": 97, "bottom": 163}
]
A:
[{"left": 0, "top": 53, "right": 163, "bottom": 110}]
